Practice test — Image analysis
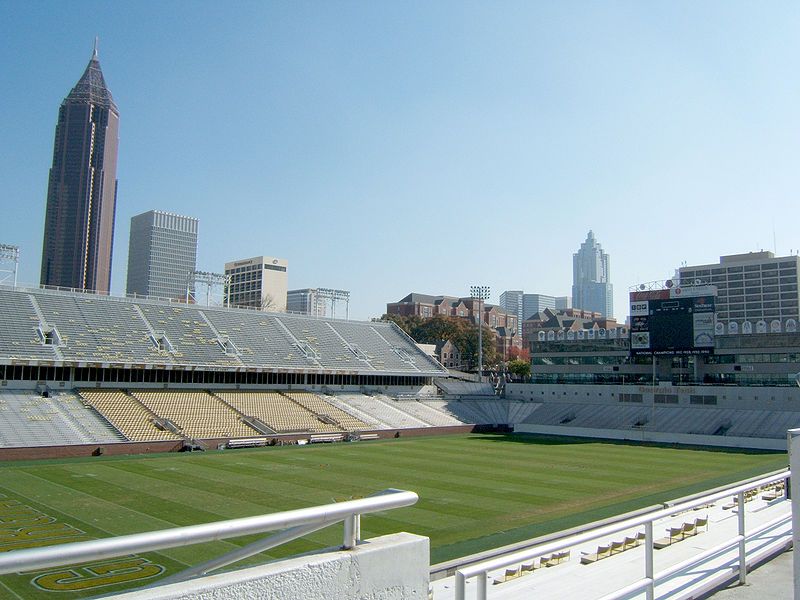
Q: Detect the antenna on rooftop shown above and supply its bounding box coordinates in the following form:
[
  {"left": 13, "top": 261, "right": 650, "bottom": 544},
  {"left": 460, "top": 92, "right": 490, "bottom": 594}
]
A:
[{"left": 773, "top": 221, "right": 777, "bottom": 255}]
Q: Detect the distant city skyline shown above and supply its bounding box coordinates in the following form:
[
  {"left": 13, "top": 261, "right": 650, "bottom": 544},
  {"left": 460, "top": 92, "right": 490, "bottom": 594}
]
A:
[{"left": 2, "top": 3, "right": 798, "bottom": 320}]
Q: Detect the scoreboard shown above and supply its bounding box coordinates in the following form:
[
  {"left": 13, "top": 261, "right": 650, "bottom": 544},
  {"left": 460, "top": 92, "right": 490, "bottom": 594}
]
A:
[{"left": 629, "top": 287, "right": 716, "bottom": 356}]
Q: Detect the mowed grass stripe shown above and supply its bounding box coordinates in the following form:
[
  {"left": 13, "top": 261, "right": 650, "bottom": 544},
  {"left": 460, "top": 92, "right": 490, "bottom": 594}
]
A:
[
  {"left": 0, "top": 433, "right": 786, "bottom": 599},
  {"left": 22, "top": 463, "right": 351, "bottom": 561},
  {"left": 0, "top": 472, "right": 242, "bottom": 569}
]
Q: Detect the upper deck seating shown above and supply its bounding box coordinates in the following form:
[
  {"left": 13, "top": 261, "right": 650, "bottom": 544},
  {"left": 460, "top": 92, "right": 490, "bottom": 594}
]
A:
[
  {"left": 0, "top": 289, "right": 60, "bottom": 360},
  {"left": 137, "top": 305, "right": 242, "bottom": 367},
  {"left": 201, "top": 310, "right": 325, "bottom": 369}
]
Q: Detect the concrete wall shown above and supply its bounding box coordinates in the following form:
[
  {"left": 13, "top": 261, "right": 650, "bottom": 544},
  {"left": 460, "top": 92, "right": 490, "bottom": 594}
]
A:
[
  {"left": 515, "top": 423, "right": 786, "bottom": 451},
  {"left": 506, "top": 382, "right": 800, "bottom": 411},
  {"left": 106, "top": 533, "right": 429, "bottom": 600},
  {"left": 0, "top": 425, "right": 477, "bottom": 462}
]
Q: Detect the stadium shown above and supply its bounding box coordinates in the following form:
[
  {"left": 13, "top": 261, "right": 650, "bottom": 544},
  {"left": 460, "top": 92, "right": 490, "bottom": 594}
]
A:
[{"left": 0, "top": 283, "right": 796, "bottom": 600}]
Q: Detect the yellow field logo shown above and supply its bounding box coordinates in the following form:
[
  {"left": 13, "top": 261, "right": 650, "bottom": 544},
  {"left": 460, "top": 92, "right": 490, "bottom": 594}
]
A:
[{"left": 0, "top": 493, "right": 165, "bottom": 593}]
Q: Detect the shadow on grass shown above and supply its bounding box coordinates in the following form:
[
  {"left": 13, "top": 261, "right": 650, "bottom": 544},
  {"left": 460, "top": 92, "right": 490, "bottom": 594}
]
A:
[{"left": 469, "top": 431, "right": 786, "bottom": 456}]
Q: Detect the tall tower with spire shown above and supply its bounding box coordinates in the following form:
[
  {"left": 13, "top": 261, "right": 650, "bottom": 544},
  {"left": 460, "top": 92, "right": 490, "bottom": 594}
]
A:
[
  {"left": 40, "top": 41, "right": 119, "bottom": 293},
  {"left": 572, "top": 230, "right": 613, "bottom": 317}
]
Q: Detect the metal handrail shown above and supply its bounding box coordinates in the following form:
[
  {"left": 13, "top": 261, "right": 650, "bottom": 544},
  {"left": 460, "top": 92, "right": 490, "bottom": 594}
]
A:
[
  {"left": 0, "top": 488, "right": 418, "bottom": 582},
  {"left": 454, "top": 470, "right": 789, "bottom": 600}
]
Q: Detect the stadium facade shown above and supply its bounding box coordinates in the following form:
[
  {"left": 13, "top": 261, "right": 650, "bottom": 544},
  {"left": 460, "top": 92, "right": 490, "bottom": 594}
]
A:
[
  {"left": 40, "top": 45, "right": 119, "bottom": 294},
  {"left": 0, "top": 284, "right": 796, "bottom": 598},
  {"left": 126, "top": 210, "right": 199, "bottom": 301}
]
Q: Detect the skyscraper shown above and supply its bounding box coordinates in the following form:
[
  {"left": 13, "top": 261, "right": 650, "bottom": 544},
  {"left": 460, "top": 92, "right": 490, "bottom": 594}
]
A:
[
  {"left": 499, "top": 291, "right": 524, "bottom": 336},
  {"left": 572, "top": 231, "right": 613, "bottom": 317},
  {"left": 126, "top": 211, "right": 198, "bottom": 300},
  {"left": 40, "top": 43, "right": 119, "bottom": 293}
]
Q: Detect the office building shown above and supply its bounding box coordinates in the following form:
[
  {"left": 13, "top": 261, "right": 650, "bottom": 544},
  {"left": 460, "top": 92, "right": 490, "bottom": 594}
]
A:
[
  {"left": 225, "top": 256, "right": 288, "bottom": 311},
  {"left": 524, "top": 294, "right": 557, "bottom": 320},
  {"left": 387, "top": 292, "right": 519, "bottom": 357},
  {"left": 555, "top": 296, "right": 572, "bottom": 310},
  {"left": 572, "top": 231, "right": 613, "bottom": 317},
  {"left": 677, "top": 251, "right": 800, "bottom": 333},
  {"left": 499, "top": 291, "right": 523, "bottom": 335},
  {"left": 40, "top": 44, "right": 119, "bottom": 293},
  {"left": 500, "top": 291, "right": 570, "bottom": 337},
  {"left": 126, "top": 211, "right": 198, "bottom": 300}
]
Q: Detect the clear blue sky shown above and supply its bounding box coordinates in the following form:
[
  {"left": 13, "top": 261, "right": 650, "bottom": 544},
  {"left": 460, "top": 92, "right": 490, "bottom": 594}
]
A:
[{"left": 1, "top": 2, "right": 798, "bottom": 321}]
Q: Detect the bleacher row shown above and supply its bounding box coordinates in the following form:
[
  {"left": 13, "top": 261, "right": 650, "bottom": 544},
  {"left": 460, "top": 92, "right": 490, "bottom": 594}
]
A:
[
  {"left": 0, "top": 389, "right": 513, "bottom": 448},
  {"left": 520, "top": 402, "right": 800, "bottom": 440},
  {"left": 0, "top": 287, "right": 446, "bottom": 374}
]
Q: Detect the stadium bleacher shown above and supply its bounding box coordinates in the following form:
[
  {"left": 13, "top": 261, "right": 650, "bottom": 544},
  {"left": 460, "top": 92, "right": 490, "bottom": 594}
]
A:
[
  {"left": 520, "top": 402, "right": 800, "bottom": 440},
  {"left": 130, "top": 390, "right": 258, "bottom": 439},
  {"left": 0, "top": 287, "right": 447, "bottom": 376},
  {"left": 216, "top": 391, "right": 343, "bottom": 434},
  {"left": 0, "top": 390, "right": 124, "bottom": 448},
  {"left": 6, "top": 285, "right": 800, "bottom": 453},
  {"left": 78, "top": 389, "right": 183, "bottom": 442},
  {"left": 0, "top": 289, "right": 60, "bottom": 361},
  {"left": 203, "top": 311, "right": 313, "bottom": 369},
  {"left": 284, "top": 391, "right": 370, "bottom": 431}
]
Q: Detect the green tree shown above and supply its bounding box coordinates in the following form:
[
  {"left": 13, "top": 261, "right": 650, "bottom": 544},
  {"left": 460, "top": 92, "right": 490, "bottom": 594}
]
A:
[
  {"left": 380, "top": 313, "right": 498, "bottom": 372},
  {"left": 507, "top": 358, "right": 531, "bottom": 379}
]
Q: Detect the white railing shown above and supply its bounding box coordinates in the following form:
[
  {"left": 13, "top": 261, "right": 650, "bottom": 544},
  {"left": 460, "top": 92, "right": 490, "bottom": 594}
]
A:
[
  {"left": 454, "top": 470, "right": 789, "bottom": 600},
  {"left": 0, "top": 488, "right": 418, "bottom": 588}
]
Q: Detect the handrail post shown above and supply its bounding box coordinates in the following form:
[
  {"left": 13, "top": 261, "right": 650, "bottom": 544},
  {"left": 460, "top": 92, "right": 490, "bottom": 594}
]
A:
[
  {"left": 455, "top": 571, "right": 466, "bottom": 600},
  {"left": 737, "top": 490, "right": 746, "bottom": 584},
  {"left": 788, "top": 429, "right": 800, "bottom": 599},
  {"left": 476, "top": 572, "right": 487, "bottom": 600},
  {"left": 645, "top": 521, "right": 654, "bottom": 600},
  {"left": 343, "top": 514, "right": 358, "bottom": 549}
]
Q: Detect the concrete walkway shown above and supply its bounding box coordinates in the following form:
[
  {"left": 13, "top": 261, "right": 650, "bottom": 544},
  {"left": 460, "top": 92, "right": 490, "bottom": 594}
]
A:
[
  {"left": 708, "top": 547, "right": 792, "bottom": 599},
  {"left": 431, "top": 494, "right": 790, "bottom": 600}
]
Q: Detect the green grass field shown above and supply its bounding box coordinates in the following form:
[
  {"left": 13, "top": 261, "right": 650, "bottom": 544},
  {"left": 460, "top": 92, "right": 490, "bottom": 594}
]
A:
[{"left": 0, "top": 433, "right": 787, "bottom": 599}]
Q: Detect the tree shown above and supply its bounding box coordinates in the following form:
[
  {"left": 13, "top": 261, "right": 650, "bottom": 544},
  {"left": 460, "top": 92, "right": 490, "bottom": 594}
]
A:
[
  {"left": 261, "top": 293, "right": 277, "bottom": 311},
  {"left": 379, "top": 313, "right": 424, "bottom": 336},
  {"left": 507, "top": 358, "right": 531, "bottom": 379},
  {"left": 379, "top": 313, "right": 498, "bottom": 371},
  {"left": 507, "top": 346, "right": 531, "bottom": 362}
]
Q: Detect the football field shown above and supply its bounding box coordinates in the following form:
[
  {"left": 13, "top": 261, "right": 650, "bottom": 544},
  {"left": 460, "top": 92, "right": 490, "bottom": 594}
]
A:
[{"left": 0, "top": 433, "right": 787, "bottom": 599}]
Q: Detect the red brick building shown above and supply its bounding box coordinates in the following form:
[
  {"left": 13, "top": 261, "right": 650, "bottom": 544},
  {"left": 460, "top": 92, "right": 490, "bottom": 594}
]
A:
[{"left": 386, "top": 293, "right": 520, "bottom": 359}]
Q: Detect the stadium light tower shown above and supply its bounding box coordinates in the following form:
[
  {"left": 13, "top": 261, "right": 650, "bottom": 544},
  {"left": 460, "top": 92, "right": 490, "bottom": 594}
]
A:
[
  {"left": 470, "top": 285, "right": 490, "bottom": 383},
  {"left": 0, "top": 244, "right": 19, "bottom": 287},
  {"left": 186, "top": 271, "right": 231, "bottom": 307}
]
